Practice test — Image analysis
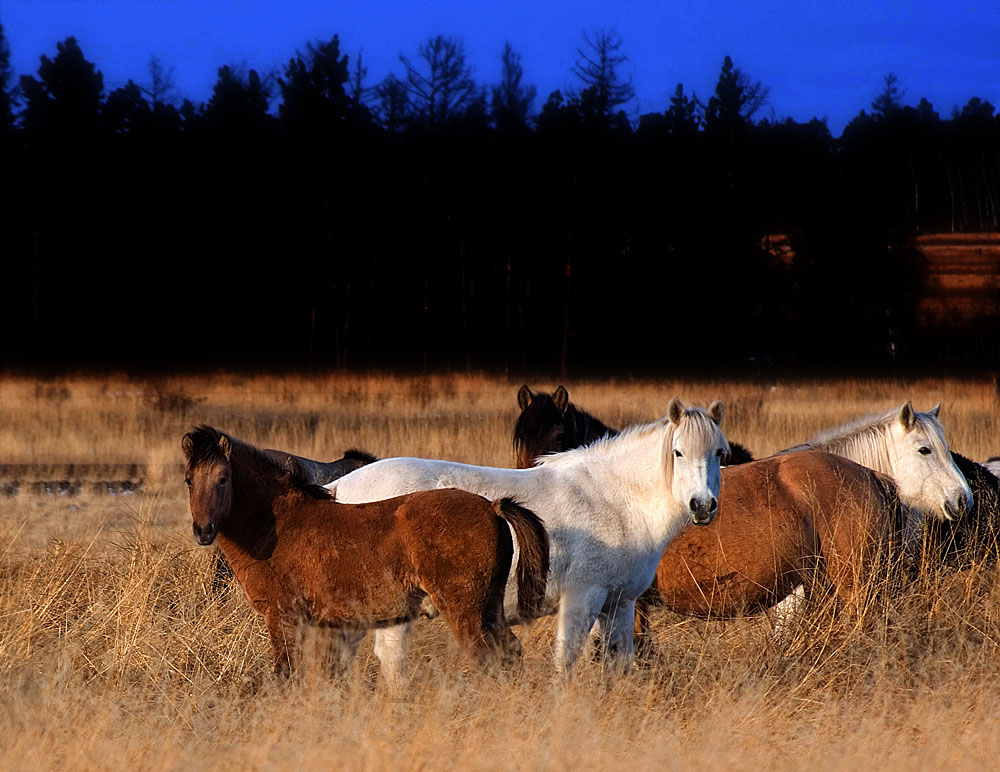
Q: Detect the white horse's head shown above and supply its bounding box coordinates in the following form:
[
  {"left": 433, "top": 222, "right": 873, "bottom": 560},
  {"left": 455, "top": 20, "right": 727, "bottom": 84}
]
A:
[
  {"left": 886, "top": 402, "right": 972, "bottom": 522},
  {"left": 663, "top": 397, "right": 729, "bottom": 526}
]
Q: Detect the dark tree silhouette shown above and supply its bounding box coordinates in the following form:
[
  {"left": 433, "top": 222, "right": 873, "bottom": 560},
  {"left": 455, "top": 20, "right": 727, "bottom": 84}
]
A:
[
  {"left": 571, "top": 29, "right": 634, "bottom": 124},
  {"left": 0, "top": 22, "right": 13, "bottom": 134},
  {"left": 491, "top": 41, "right": 536, "bottom": 131},
  {"left": 143, "top": 55, "right": 179, "bottom": 106},
  {"left": 872, "top": 72, "right": 904, "bottom": 121},
  {"left": 279, "top": 36, "right": 352, "bottom": 143},
  {"left": 400, "top": 35, "right": 476, "bottom": 129},
  {"left": 374, "top": 73, "right": 409, "bottom": 135},
  {"left": 101, "top": 80, "right": 152, "bottom": 134},
  {"left": 2, "top": 24, "right": 1000, "bottom": 375},
  {"left": 664, "top": 83, "right": 700, "bottom": 135},
  {"left": 204, "top": 65, "right": 272, "bottom": 136},
  {"left": 20, "top": 37, "right": 104, "bottom": 139},
  {"left": 704, "top": 55, "right": 769, "bottom": 133}
]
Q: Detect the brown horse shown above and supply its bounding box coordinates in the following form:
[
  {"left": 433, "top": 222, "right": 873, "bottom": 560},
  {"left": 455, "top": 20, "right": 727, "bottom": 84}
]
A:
[
  {"left": 211, "top": 447, "right": 379, "bottom": 592},
  {"left": 513, "top": 384, "right": 755, "bottom": 468},
  {"left": 183, "top": 425, "right": 549, "bottom": 682},
  {"left": 637, "top": 451, "right": 901, "bottom": 632}
]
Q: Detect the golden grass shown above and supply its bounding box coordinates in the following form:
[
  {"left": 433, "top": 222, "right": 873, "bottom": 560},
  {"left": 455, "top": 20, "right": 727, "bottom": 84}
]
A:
[{"left": 2, "top": 372, "right": 1000, "bottom": 770}]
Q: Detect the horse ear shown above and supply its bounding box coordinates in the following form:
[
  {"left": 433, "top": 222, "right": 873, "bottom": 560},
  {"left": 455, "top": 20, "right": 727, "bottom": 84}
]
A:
[
  {"left": 553, "top": 385, "right": 570, "bottom": 414},
  {"left": 667, "top": 397, "right": 685, "bottom": 425},
  {"left": 898, "top": 401, "right": 917, "bottom": 431},
  {"left": 708, "top": 400, "right": 725, "bottom": 426},
  {"left": 181, "top": 433, "right": 194, "bottom": 458},
  {"left": 218, "top": 434, "right": 232, "bottom": 459},
  {"left": 928, "top": 403, "right": 941, "bottom": 419},
  {"left": 517, "top": 385, "right": 533, "bottom": 411}
]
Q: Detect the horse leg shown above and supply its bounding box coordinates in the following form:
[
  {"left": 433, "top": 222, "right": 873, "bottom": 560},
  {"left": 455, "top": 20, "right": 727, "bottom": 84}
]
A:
[
  {"left": 632, "top": 589, "right": 657, "bottom": 661},
  {"left": 210, "top": 548, "right": 234, "bottom": 594},
  {"left": 596, "top": 591, "right": 636, "bottom": 676},
  {"left": 327, "top": 629, "right": 364, "bottom": 680},
  {"left": 264, "top": 611, "right": 299, "bottom": 677},
  {"left": 554, "top": 586, "right": 608, "bottom": 676},
  {"left": 373, "top": 622, "right": 412, "bottom": 691},
  {"left": 770, "top": 584, "right": 806, "bottom": 645}
]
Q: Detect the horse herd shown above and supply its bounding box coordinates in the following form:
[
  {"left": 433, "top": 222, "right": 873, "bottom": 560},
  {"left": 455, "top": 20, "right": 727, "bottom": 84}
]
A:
[{"left": 182, "top": 386, "right": 1000, "bottom": 688}]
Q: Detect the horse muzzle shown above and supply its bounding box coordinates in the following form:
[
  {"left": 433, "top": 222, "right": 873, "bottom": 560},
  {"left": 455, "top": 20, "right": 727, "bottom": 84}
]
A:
[
  {"left": 943, "top": 493, "right": 971, "bottom": 522},
  {"left": 689, "top": 496, "right": 718, "bottom": 526},
  {"left": 193, "top": 520, "right": 217, "bottom": 545}
]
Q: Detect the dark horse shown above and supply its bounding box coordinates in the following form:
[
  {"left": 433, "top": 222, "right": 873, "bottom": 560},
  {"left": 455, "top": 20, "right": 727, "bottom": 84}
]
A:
[
  {"left": 183, "top": 425, "right": 549, "bottom": 684},
  {"left": 926, "top": 452, "right": 1000, "bottom": 569},
  {"left": 262, "top": 447, "right": 378, "bottom": 486},
  {"left": 513, "top": 384, "right": 755, "bottom": 468}
]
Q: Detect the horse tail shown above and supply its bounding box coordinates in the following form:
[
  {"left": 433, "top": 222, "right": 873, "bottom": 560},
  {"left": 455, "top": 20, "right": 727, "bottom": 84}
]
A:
[{"left": 492, "top": 498, "right": 550, "bottom": 620}]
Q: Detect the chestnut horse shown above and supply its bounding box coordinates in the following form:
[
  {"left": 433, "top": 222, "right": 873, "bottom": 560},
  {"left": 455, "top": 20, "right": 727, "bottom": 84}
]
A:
[
  {"left": 642, "top": 451, "right": 902, "bottom": 626},
  {"left": 513, "top": 384, "right": 755, "bottom": 468},
  {"left": 183, "top": 426, "right": 549, "bottom": 684}
]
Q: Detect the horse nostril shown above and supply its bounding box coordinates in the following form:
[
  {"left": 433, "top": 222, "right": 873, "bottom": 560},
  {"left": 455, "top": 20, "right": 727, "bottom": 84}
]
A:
[
  {"left": 689, "top": 497, "right": 698, "bottom": 513},
  {"left": 709, "top": 497, "right": 718, "bottom": 513}
]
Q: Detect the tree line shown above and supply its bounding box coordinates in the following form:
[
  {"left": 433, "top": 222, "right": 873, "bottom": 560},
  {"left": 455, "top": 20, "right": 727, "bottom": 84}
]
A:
[{"left": 1, "top": 26, "right": 999, "bottom": 375}]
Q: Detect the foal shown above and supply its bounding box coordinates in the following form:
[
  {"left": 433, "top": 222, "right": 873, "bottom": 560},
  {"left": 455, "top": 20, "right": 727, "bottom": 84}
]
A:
[{"left": 183, "top": 426, "right": 549, "bottom": 683}]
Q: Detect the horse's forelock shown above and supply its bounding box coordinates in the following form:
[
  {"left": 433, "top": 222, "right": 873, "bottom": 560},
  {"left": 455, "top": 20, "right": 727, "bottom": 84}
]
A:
[
  {"left": 185, "top": 425, "right": 228, "bottom": 469},
  {"left": 676, "top": 406, "right": 729, "bottom": 453}
]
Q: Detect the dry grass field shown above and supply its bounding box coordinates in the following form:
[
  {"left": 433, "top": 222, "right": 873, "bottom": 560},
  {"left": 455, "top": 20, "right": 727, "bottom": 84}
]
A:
[{"left": 2, "top": 372, "right": 1000, "bottom": 771}]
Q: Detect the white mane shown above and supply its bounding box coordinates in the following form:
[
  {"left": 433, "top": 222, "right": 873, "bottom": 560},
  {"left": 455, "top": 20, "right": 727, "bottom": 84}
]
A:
[
  {"left": 801, "top": 409, "right": 901, "bottom": 472},
  {"left": 533, "top": 418, "right": 666, "bottom": 466}
]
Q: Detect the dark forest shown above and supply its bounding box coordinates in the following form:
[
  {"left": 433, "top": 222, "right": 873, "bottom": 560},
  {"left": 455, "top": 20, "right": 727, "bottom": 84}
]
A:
[{"left": 2, "top": 29, "right": 999, "bottom": 377}]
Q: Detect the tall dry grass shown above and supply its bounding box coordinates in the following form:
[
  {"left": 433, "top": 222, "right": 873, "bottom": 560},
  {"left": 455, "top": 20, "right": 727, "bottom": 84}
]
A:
[{"left": 2, "top": 373, "right": 1000, "bottom": 770}]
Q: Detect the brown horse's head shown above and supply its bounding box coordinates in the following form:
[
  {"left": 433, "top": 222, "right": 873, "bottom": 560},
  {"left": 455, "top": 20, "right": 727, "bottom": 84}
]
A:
[{"left": 182, "top": 426, "right": 234, "bottom": 546}]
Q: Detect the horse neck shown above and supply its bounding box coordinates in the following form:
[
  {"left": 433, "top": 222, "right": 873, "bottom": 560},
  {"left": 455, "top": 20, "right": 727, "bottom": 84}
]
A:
[
  {"left": 570, "top": 423, "right": 678, "bottom": 539},
  {"left": 220, "top": 444, "right": 290, "bottom": 553},
  {"left": 574, "top": 408, "right": 616, "bottom": 445}
]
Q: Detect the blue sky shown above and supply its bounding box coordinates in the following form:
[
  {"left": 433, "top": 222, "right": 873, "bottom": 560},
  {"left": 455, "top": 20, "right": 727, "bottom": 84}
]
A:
[{"left": 3, "top": 0, "right": 999, "bottom": 135}]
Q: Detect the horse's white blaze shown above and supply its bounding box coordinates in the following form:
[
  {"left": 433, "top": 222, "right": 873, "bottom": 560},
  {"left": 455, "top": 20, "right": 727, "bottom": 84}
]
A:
[{"left": 329, "top": 399, "right": 729, "bottom": 675}]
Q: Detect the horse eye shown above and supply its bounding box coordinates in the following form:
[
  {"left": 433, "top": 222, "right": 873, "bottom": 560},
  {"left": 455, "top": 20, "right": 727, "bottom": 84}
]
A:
[
  {"left": 918, "top": 447, "right": 931, "bottom": 455},
  {"left": 184, "top": 478, "right": 192, "bottom": 487},
  {"left": 674, "top": 449, "right": 683, "bottom": 458},
  {"left": 716, "top": 449, "right": 724, "bottom": 458},
  {"left": 218, "top": 477, "right": 228, "bottom": 486}
]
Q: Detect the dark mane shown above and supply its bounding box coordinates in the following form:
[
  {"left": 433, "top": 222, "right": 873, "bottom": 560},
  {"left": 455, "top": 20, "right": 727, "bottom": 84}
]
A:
[
  {"left": 343, "top": 448, "right": 379, "bottom": 465},
  {"left": 187, "top": 424, "right": 332, "bottom": 500}
]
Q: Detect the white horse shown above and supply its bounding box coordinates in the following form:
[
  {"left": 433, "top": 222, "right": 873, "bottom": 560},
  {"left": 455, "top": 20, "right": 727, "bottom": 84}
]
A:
[
  {"left": 773, "top": 401, "right": 972, "bottom": 636},
  {"left": 328, "top": 398, "right": 729, "bottom": 678},
  {"left": 782, "top": 401, "right": 972, "bottom": 539}
]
